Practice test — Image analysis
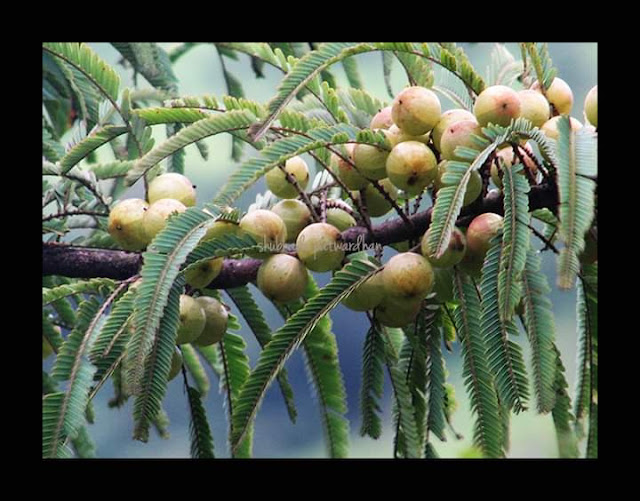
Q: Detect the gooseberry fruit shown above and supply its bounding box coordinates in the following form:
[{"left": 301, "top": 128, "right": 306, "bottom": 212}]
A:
[
  {"left": 325, "top": 208, "right": 356, "bottom": 231},
  {"left": 385, "top": 140, "right": 438, "bottom": 195},
  {"left": 265, "top": 156, "right": 310, "bottom": 199},
  {"left": 421, "top": 226, "right": 466, "bottom": 268},
  {"left": 351, "top": 179, "right": 399, "bottom": 217},
  {"left": 433, "top": 161, "right": 482, "bottom": 207},
  {"left": 352, "top": 132, "right": 391, "bottom": 181},
  {"left": 257, "top": 254, "right": 309, "bottom": 303},
  {"left": 175, "top": 294, "right": 206, "bottom": 345},
  {"left": 382, "top": 252, "right": 434, "bottom": 300},
  {"left": 440, "top": 120, "right": 484, "bottom": 162},
  {"left": 331, "top": 144, "right": 368, "bottom": 191},
  {"left": 296, "top": 222, "right": 345, "bottom": 272},
  {"left": 148, "top": 172, "right": 196, "bottom": 207},
  {"left": 239, "top": 209, "right": 287, "bottom": 254},
  {"left": 167, "top": 348, "right": 183, "bottom": 381},
  {"left": 341, "top": 270, "right": 385, "bottom": 311},
  {"left": 271, "top": 199, "right": 312, "bottom": 243},
  {"left": 392, "top": 86, "right": 442, "bottom": 135},
  {"left": 108, "top": 198, "right": 150, "bottom": 251},
  {"left": 143, "top": 198, "right": 187, "bottom": 241},
  {"left": 370, "top": 106, "right": 394, "bottom": 129},
  {"left": 202, "top": 219, "right": 241, "bottom": 242},
  {"left": 374, "top": 295, "right": 423, "bottom": 327},
  {"left": 386, "top": 124, "right": 430, "bottom": 147},
  {"left": 532, "top": 77, "right": 573, "bottom": 115},
  {"left": 432, "top": 109, "right": 477, "bottom": 152},
  {"left": 193, "top": 296, "right": 229, "bottom": 346},
  {"left": 540, "top": 116, "right": 583, "bottom": 141},
  {"left": 584, "top": 85, "right": 597, "bottom": 128},
  {"left": 184, "top": 258, "right": 224, "bottom": 289},
  {"left": 466, "top": 213, "right": 504, "bottom": 259},
  {"left": 517, "top": 89, "right": 550, "bottom": 127},
  {"left": 474, "top": 85, "right": 521, "bottom": 127}
]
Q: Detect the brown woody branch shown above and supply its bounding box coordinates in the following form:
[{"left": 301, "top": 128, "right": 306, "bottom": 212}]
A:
[{"left": 42, "top": 184, "right": 557, "bottom": 289}]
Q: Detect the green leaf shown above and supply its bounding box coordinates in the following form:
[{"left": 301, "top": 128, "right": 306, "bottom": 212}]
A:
[
  {"left": 499, "top": 162, "right": 530, "bottom": 321},
  {"left": 181, "top": 344, "right": 210, "bottom": 396},
  {"left": 555, "top": 119, "right": 597, "bottom": 289},
  {"left": 183, "top": 233, "right": 260, "bottom": 273},
  {"left": 43, "top": 278, "right": 116, "bottom": 306},
  {"left": 486, "top": 43, "right": 523, "bottom": 87},
  {"left": 43, "top": 124, "right": 65, "bottom": 162},
  {"left": 90, "top": 160, "right": 135, "bottom": 179},
  {"left": 551, "top": 344, "right": 579, "bottom": 458},
  {"left": 71, "top": 425, "right": 97, "bottom": 458},
  {"left": 230, "top": 257, "right": 379, "bottom": 452},
  {"left": 111, "top": 43, "right": 178, "bottom": 92},
  {"left": 360, "top": 325, "right": 385, "bottom": 439},
  {"left": 395, "top": 51, "right": 434, "bottom": 88},
  {"left": 341, "top": 56, "right": 364, "bottom": 89},
  {"left": 60, "top": 125, "right": 129, "bottom": 174},
  {"left": 481, "top": 235, "right": 530, "bottom": 414},
  {"left": 425, "top": 309, "right": 448, "bottom": 442},
  {"left": 521, "top": 249, "right": 557, "bottom": 413},
  {"left": 452, "top": 271, "right": 503, "bottom": 458},
  {"left": 524, "top": 43, "right": 557, "bottom": 91},
  {"left": 126, "top": 110, "right": 257, "bottom": 186},
  {"left": 133, "top": 107, "right": 210, "bottom": 125},
  {"left": 186, "top": 386, "right": 215, "bottom": 458}
]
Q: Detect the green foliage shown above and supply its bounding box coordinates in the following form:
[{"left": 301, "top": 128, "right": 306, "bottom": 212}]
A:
[
  {"left": 186, "top": 385, "right": 215, "bottom": 459},
  {"left": 523, "top": 43, "right": 557, "bottom": 91},
  {"left": 360, "top": 325, "right": 385, "bottom": 439},
  {"left": 551, "top": 345, "right": 579, "bottom": 458},
  {"left": 181, "top": 344, "right": 210, "bottom": 396},
  {"left": 43, "top": 278, "right": 116, "bottom": 306}
]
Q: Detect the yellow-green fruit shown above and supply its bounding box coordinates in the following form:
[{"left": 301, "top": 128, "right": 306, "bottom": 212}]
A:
[
  {"left": 370, "top": 106, "right": 394, "bottom": 129},
  {"left": 584, "top": 85, "right": 598, "bottom": 128},
  {"left": 296, "top": 222, "right": 345, "bottom": 272},
  {"left": 466, "top": 213, "right": 504, "bottom": 259},
  {"left": 382, "top": 252, "right": 434, "bottom": 300},
  {"left": 392, "top": 86, "right": 442, "bottom": 135},
  {"left": 491, "top": 144, "right": 538, "bottom": 189},
  {"left": 433, "top": 161, "right": 482, "bottom": 207},
  {"left": 175, "top": 295, "right": 206, "bottom": 345},
  {"left": 143, "top": 198, "right": 187, "bottom": 241},
  {"left": 326, "top": 208, "right": 356, "bottom": 231},
  {"left": 342, "top": 270, "right": 385, "bottom": 311},
  {"left": 239, "top": 209, "right": 287, "bottom": 255},
  {"left": 43, "top": 336, "right": 54, "bottom": 360},
  {"left": 432, "top": 109, "right": 477, "bottom": 152},
  {"left": 202, "top": 220, "right": 241, "bottom": 242},
  {"left": 331, "top": 144, "right": 368, "bottom": 191},
  {"left": 533, "top": 77, "right": 573, "bottom": 115},
  {"left": 108, "top": 198, "right": 150, "bottom": 251},
  {"left": 517, "top": 89, "right": 550, "bottom": 127},
  {"left": 422, "top": 227, "right": 466, "bottom": 268},
  {"left": 148, "top": 173, "right": 196, "bottom": 207},
  {"left": 374, "top": 295, "right": 423, "bottom": 327},
  {"left": 271, "top": 199, "right": 312, "bottom": 243},
  {"left": 257, "top": 254, "right": 309, "bottom": 303},
  {"left": 185, "top": 258, "right": 223, "bottom": 289},
  {"left": 440, "top": 119, "right": 484, "bottom": 162},
  {"left": 385, "top": 140, "right": 438, "bottom": 195},
  {"left": 432, "top": 266, "right": 454, "bottom": 303},
  {"left": 473, "top": 85, "right": 522, "bottom": 127},
  {"left": 352, "top": 133, "right": 391, "bottom": 181},
  {"left": 540, "top": 116, "right": 583, "bottom": 141},
  {"left": 387, "top": 124, "right": 430, "bottom": 147},
  {"left": 194, "top": 296, "right": 228, "bottom": 346},
  {"left": 167, "top": 348, "right": 183, "bottom": 381},
  {"left": 352, "top": 179, "right": 399, "bottom": 217},
  {"left": 265, "top": 156, "right": 310, "bottom": 199}
]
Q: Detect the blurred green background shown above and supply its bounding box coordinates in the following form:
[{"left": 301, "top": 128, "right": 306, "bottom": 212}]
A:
[{"left": 52, "top": 43, "right": 597, "bottom": 458}]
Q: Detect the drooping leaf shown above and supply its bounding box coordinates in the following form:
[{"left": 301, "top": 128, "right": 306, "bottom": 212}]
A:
[
  {"left": 43, "top": 278, "right": 116, "bottom": 306},
  {"left": 551, "top": 345, "right": 579, "bottom": 458},
  {"left": 186, "top": 385, "right": 215, "bottom": 458},
  {"left": 360, "top": 325, "right": 385, "bottom": 440},
  {"left": 181, "top": 344, "right": 210, "bottom": 396}
]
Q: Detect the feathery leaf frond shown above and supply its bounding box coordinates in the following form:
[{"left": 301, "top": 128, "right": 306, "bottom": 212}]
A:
[
  {"left": 43, "top": 278, "right": 116, "bottom": 306},
  {"left": 186, "top": 385, "right": 215, "bottom": 458}
]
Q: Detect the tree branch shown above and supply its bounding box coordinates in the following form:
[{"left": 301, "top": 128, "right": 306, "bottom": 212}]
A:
[{"left": 42, "top": 184, "right": 558, "bottom": 288}]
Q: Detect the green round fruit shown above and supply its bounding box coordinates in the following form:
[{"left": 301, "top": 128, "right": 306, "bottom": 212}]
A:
[
  {"left": 341, "top": 270, "right": 385, "bottom": 311},
  {"left": 517, "top": 89, "right": 550, "bottom": 128},
  {"left": 326, "top": 208, "right": 356, "bottom": 231},
  {"left": 473, "top": 85, "right": 522, "bottom": 127},
  {"left": 175, "top": 294, "right": 206, "bottom": 345},
  {"left": 108, "top": 198, "right": 150, "bottom": 251},
  {"left": 440, "top": 119, "right": 484, "bottom": 162},
  {"left": 257, "top": 254, "right": 309, "bottom": 303},
  {"left": 584, "top": 85, "right": 597, "bottom": 128},
  {"left": 331, "top": 144, "right": 368, "bottom": 191},
  {"left": 392, "top": 86, "right": 442, "bottom": 135},
  {"left": 148, "top": 173, "right": 196, "bottom": 207},
  {"left": 374, "top": 295, "right": 423, "bottom": 327},
  {"left": 296, "top": 222, "right": 345, "bottom": 272},
  {"left": 143, "top": 198, "right": 187, "bottom": 241},
  {"left": 265, "top": 156, "right": 310, "bottom": 199},
  {"left": 167, "top": 348, "right": 183, "bottom": 381},
  {"left": 271, "top": 199, "right": 312, "bottom": 243},
  {"left": 239, "top": 209, "right": 287, "bottom": 255},
  {"left": 194, "top": 296, "right": 229, "bottom": 346},
  {"left": 382, "top": 252, "right": 434, "bottom": 300},
  {"left": 533, "top": 77, "right": 573, "bottom": 115},
  {"left": 385, "top": 140, "right": 438, "bottom": 195},
  {"left": 386, "top": 124, "right": 430, "bottom": 147},
  {"left": 370, "top": 106, "right": 394, "bottom": 129},
  {"left": 202, "top": 219, "right": 241, "bottom": 242},
  {"left": 422, "top": 227, "right": 466, "bottom": 268},
  {"left": 432, "top": 109, "right": 477, "bottom": 152},
  {"left": 185, "top": 257, "right": 224, "bottom": 289},
  {"left": 466, "top": 213, "right": 504, "bottom": 259},
  {"left": 540, "top": 116, "right": 583, "bottom": 141},
  {"left": 433, "top": 160, "right": 482, "bottom": 207},
  {"left": 352, "top": 134, "right": 391, "bottom": 181},
  {"left": 352, "top": 179, "right": 399, "bottom": 217}
]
